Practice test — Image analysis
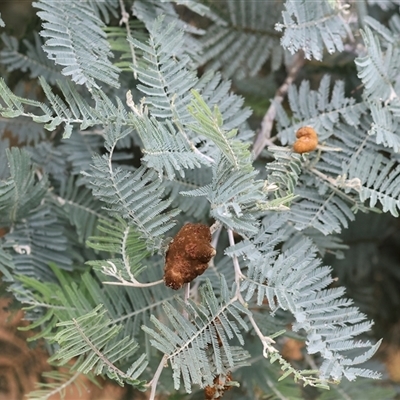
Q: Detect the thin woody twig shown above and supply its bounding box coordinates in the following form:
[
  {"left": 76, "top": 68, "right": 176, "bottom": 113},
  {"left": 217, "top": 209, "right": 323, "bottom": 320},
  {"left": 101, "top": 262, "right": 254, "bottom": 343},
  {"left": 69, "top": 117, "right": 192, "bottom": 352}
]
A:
[
  {"left": 147, "top": 355, "right": 168, "bottom": 400},
  {"left": 253, "top": 52, "right": 305, "bottom": 159},
  {"left": 118, "top": 0, "right": 138, "bottom": 79}
]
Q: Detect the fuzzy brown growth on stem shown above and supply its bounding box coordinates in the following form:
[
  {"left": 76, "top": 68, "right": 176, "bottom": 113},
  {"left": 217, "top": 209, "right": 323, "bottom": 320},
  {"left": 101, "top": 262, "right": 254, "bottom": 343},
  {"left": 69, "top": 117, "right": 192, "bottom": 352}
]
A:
[
  {"left": 293, "top": 126, "right": 318, "bottom": 154},
  {"left": 163, "top": 223, "right": 216, "bottom": 290},
  {"left": 204, "top": 372, "right": 233, "bottom": 399}
]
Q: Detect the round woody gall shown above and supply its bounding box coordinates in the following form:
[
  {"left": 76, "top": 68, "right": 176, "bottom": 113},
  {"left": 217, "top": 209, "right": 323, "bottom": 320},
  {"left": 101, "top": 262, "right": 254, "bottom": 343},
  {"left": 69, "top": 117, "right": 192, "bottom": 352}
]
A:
[{"left": 163, "top": 223, "right": 216, "bottom": 290}]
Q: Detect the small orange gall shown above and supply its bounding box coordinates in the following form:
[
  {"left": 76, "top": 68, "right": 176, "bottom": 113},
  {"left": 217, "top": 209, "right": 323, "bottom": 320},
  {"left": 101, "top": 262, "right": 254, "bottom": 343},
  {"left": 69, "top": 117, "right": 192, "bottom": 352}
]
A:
[{"left": 292, "top": 126, "right": 318, "bottom": 154}]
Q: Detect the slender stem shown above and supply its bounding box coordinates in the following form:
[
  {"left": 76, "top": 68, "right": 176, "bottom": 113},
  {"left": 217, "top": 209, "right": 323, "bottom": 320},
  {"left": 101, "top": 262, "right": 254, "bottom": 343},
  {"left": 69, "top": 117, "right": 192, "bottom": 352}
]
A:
[
  {"left": 102, "top": 279, "right": 164, "bottom": 287},
  {"left": 253, "top": 52, "right": 305, "bottom": 158},
  {"left": 210, "top": 220, "right": 222, "bottom": 235},
  {"left": 118, "top": 0, "right": 138, "bottom": 79},
  {"left": 72, "top": 318, "right": 127, "bottom": 378},
  {"left": 101, "top": 261, "right": 164, "bottom": 287},
  {"left": 265, "top": 376, "right": 289, "bottom": 400},
  {"left": 355, "top": 0, "right": 368, "bottom": 28},
  {"left": 227, "top": 229, "right": 277, "bottom": 356},
  {"left": 41, "top": 370, "right": 82, "bottom": 400},
  {"left": 227, "top": 229, "right": 245, "bottom": 295},
  {"left": 183, "top": 283, "right": 190, "bottom": 319},
  {"left": 147, "top": 355, "right": 168, "bottom": 400},
  {"left": 184, "top": 282, "right": 190, "bottom": 302}
]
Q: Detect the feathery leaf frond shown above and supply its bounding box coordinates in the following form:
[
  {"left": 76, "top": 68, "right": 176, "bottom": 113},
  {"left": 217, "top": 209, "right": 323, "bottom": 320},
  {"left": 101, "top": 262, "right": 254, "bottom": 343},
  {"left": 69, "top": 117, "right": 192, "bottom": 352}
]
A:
[
  {"left": 129, "top": 15, "right": 197, "bottom": 122},
  {"left": 355, "top": 25, "right": 399, "bottom": 101},
  {"left": 0, "top": 32, "right": 64, "bottom": 84},
  {"left": 4, "top": 206, "right": 73, "bottom": 283},
  {"left": 133, "top": 0, "right": 203, "bottom": 60},
  {"left": 195, "top": 70, "right": 253, "bottom": 132},
  {"left": 133, "top": 113, "right": 207, "bottom": 180},
  {"left": 265, "top": 146, "right": 302, "bottom": 199},
  {"left": 276, "top": 0, "right": 349, "bottom": 61},
  {"left": 275, "top": 75, "right": 366, "bottom": 145},
  {"left": 86, "top": 156, "right": 179, "bottom": 251},
  {"left": 182, "top": 156, "right": 265, "bottom": 236},
  {"left": 188, "top": 90, "right": 252, "bottom": 171},
  {"left": 49, "top": 304, "right": 147, "bottom": 387},
  {"left": 86, "top": 217, "right": 151, "bottom": 283},
  {"left": 0, "top": 148, "right": 48, "bottom": 224},
  {"left": 0, "top": 247, "right": 14, "bottom": 282},
  {"left": 347, "top": 152, "right": 400, "bottom": 216},
  {"left": 232, "top": 235, "right": 381, "bottom": 381},
  {"left": 84, "top": 121, "right": 180, "bottom": 250},
  {"left": 53, "top": 177, "right": 105, "bottom": 243},
  {"left": 164, "top": 167, "right": 211, "bottom": 219},
  {"left": 33, "top": 0, "right": 120, "bottom": 88},
  {"left": 27, "top": 369, "right": 96, "bottom": 400},
  {"left": 288, "top": 186, "right": 356, "bottom": 235},
  {"left": 194, "top": 0, "right": 284, "bottom": 78},
  {"left": 85, "top": 0, "right": 118, "bottom": 24},
  {"left": 355, "top": 19, "right": 400, "bottom": 152},
  {"left": 143, "top": 277, "right": 251, "bottom": 391}
]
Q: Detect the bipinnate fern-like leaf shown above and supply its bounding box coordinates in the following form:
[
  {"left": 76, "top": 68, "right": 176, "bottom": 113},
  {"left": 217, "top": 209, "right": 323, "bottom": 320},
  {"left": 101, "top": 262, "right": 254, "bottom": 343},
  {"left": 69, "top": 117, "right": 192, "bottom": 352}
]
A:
[
  {"left": 105, "top": 19, "right": 148, "bottom": 72},
  {"left": 188, "top": 90, "right": 253, "bottom": 171},
  {"left": 195, "top": 70, "right": 253, "bottom": 132},
  {"left": 25, "top": 369, "right": 96, "bottom": 400},
  {"left": 33, "top": 0, "right": 120, "bottom": 88},
  {"left": 26, "top": 142, "right": 67, "bottom": 185},
  {"left": 347, "top": 152, "right": 400, "bottom": 217},
  {"left": 0, "top": 149, "right": 72, "bottom": 283},
  {"left": 132, "top": 0, "right": 204, "bottom": 60},
  {"left": 229, "top": 235, "right": 381, "bottom": 382},
  {"left": 49, "top": 304, "right": 147, "bottom": 387},
  {"left": 18, "top": 264, "right": 174, "bottom": 348},
  {"left": 53, "top": 177, "right": 106, "bottom": 243},
  {"left": 276, "top": 0, "right": 349, "bottom": 61},
  {"left": 85, "top": 0, "right": 118, "bottom": 24},
  {"left": 59, "top": 131, "right": 104, "bottom": 183},
  {"left": 164, "top": 167, "right": 212, "bottom": 219},
  {"left": 133, "top": 113, "right": 208, "bottom": 180},
  {"left": 0, "top": 0, "right": 394, "bottom": 396},
  {"left": 275, "top": 75, "right": 366, "bottom": 146},
  {"left": 129, "top": 15, "right": 197, "bottom": 123},
  {"left": 86, "top": 218, "right": 151, "bottom": 283},
  {"left": 84, "top": 123, "right": 179, "bottom": 251},
  {"left": 86, "top": 158, "right": 179, "bottom": 251},
  {"left": 128, "top": 13, "right": 254, "bottom": 176},
  {"left": 0, "top": 77, "right": 114, "bottom": 139},
  {"left": 355, "top": 18, "right": 400, "bottom": 152},
  {"left": 0, "top": 78, "right": 44, "bottom": 120},
  {"left": 368, "top": 101, "right": 400, "bottom": 152},
  {"left": 0, "top": 148, "right": 48, "bottom": 224},
  {"left": 0, "top": 32, "right": 64, "bottom": 84},
  {"left": 4, "top": 206, "right": 73, "bottom": 285},
  {"left": 265, "top": 146, "right": 302, "bottom": 199},
  {"left": 0, "top": 139, "right": 10, "bottom": 180},
  {"left": 355, "top": 18, "right": 400, "bottom": 101},
  {"left": 193, "top": 0, "right": 284, "bottom": 78},
  {"left": 38, "top": 78, "right": 104, "bottom": 138},
  {"left": 142, "top": 277, "right": 251, "bottom": 392},
  {"left": 182, "top": 156, "right": 265, "bottom": 236},
  {"left": 0, "top": 248, "right": 14, "bottom": 282},
  {"left": 288, "top": 186, "right": 356, "bottom": 235},
  {"left": 272, "top": 76, "right": 391, "bottom": 234}
]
